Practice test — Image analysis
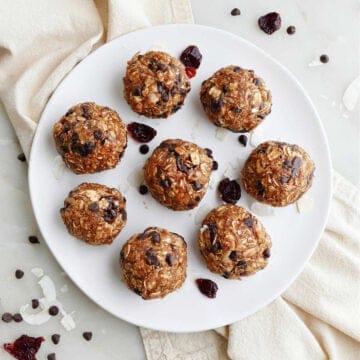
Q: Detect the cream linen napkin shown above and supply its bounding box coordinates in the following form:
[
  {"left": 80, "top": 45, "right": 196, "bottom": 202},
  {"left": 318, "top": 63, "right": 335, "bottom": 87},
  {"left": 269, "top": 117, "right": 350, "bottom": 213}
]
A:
[
  {"left": 142, "top": 172, "right": 360, "bottom": 360},
  {"left": 0, "top": 0, "right": 193, "bottom": 158},
  {"left": 1, "top": 2, "right": 359, "bottom": 360}
]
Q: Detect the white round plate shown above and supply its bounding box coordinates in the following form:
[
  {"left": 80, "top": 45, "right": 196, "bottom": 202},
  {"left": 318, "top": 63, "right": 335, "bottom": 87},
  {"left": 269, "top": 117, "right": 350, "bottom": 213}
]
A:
[{"left": 29, "top": 24, "right": 332, "bottom": 332}]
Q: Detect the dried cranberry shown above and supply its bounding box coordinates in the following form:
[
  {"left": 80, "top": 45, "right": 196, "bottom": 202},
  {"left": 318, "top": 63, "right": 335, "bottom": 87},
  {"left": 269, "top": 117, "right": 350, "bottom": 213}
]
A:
[
  {"left": 127, "top": 122, "right": 157, "bottom": 143},
  {"left": 258, "top": 12, "right": 281, "bottom": 35},
  {"left": 185, "top": 67, "right": 196, "bottom": 78},
  {"left": 196, "top": 278, "right": 218, "bottom": 298},
  {"left": 218, "top": 178, "right": 241, "bottom": 204},
  {"left": 4, "top": 335, "right": 44, "bottom": 360},
  {"left": 180, "top": 45, "right": 202, "bottom": 69}
]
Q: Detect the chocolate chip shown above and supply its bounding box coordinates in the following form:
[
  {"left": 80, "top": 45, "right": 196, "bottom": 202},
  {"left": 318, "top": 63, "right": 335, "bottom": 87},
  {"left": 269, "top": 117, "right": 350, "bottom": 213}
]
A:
[
  {"left": 47, "top": 353, "right": 56, "bottom": 360},
  {"left": 210, "top": 241, "right": 221, "bottom": 252},
  {"left": 51, "top": 334, "right": 60, "bottom": 345},
  {"left": 196, "top": 278, "right": 218, "bottom": 298},
  {"left": 145, "top": 248, "right": 159, "bottom": 266},
  {"left": 208, "top": 223, "right": 217, "bottom": 243},
  {"left": 139, "top": 144, "right": 149, "bottom": 154},
  {"left": 88, "top": 202, "right": 99, "bottom": 212},
  {"left": 172, "top": 104, "right": 181, "bottom": 113},
  {"left": 133, "top": 288, "right": 142, "bottom": 296},
  {"left": 254, "top": 78, "right": 262, "bottom": 87},
  {"left": 103, "top": 209, "right": 117, "bottom": 223},
  {"left": 204, "top": 148, "right": 213, "bottom": 158},
  {"left": 175, "top": 155, "right": 190, "bottom": 174},
  {"left": 212, "top": 161, "right": 218, "bottom": 171},
  {"left": 287, "top": 25, "right": 296, "bottom": 35},
  {"left": 13, "top": 313, "right": 23, "bottom": 322},
  {"left": 258, "top": 12, "right": 282, "bottom": 34},
  {"left": 2, "top": 313, "right": 13, "bottom": 323},
  {"left": 280, "top": 176, "right": 289, "bottom": 184},
  {"left": 160, "top": 178, "right": 172, "bottom": 189},
  {"left": 28, "top": 235, "right": 39, "bottom": 244},
  {"left": 15, "top": 269, "right": 24, "bottom": 279},
  {"left": 49, "top": 306, "right": 59, "bottom": 316},
  {"left": 121, "top": 209, "right": 127, "bottom": 222},
  {"left": 237, "top": 260, "right": 247, "bottom": 267},
  {"left": 165, "top": 254, "right": 175, "bottom": 266},
  {"left": 191, "top": 181, "right": 203, "bottom": 191},
  {"left": 292, "top": 156, "right": 302, "bottom": 168},
  {"left": 320, "top": 54, "right": 329, "bottom": 63},
  {"left": 32, "top": 299, "right": 40, "bottom": 309},
  {"left": 244, "top": 217, "right": 253, "bottom": 228},
  {"left": 150, "top": 231, "right": 160, "bottom": 244},
  {"left": 210, "top": 99, "right": 222, "bottom": 114},
  {"left": 81, "top": 104, "right": 91, "bottom": 119},
  {"left": 229, "top": 251, "right": 237, "bottom": 260},
  {"left": 161, "top": 91, "right": 169, "bottom": 102},
  {"left": 231, "top": 107, "right": 242, "bottom": 114},
  {"left": 263, "top": 248, "right": 271, "bottom": 258},
  {"left": 83, "top": 332, "right": 93, "bottom": 341},
  {"left": 132, "top": 87, "right": 142, "bottom": 96},
  {"left": 255, "top": 181, "right": 265, "bottom": 195},
  {"left": 283, "top": 160, "right": 292, "bottom": 169},
  {"left": 238, "top": 135, "right": 248, "bottom": 146},
  {"left": 222, "top": 85, "right": 229, "bottom": 94},
  {"left": 139, "top": 184, "right": 148, "bottom": 195},
  {"left": 223, "top": 272, "right": 230, "bottom": 279},
  {"left": 93, "top": 129, "right": 104, "bottom": 140},
  {"left": 17, "top": 153, "right": 26, "bottom": 162},
  {"left": 65, "top": 109, "right": 74, "bottom": 116},
  {"left": 233, "top": 66, "right": 242, "bottom": 72},
  {"left": 157, "top": 63, "right": 167, "bottom": 71},
  {"left": 231, "top": 8, "right": 241, "bottom": 16}
]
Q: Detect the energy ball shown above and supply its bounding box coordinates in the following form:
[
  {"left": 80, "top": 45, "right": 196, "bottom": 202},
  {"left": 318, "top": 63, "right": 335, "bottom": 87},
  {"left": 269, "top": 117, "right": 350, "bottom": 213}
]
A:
[
  {"left": 198, "top": 205, "right": 271, "bottom": 279},
  {"left": 144, "top": 139, "right": 213, "bottom": 210},
  {"left": 200, "top": 66, "right": 272, "bottom": 132},
  {"left": 241, "top": 141, "right": 315, "bottom": 206},
  {"left": 123, "top": 51, "right": 191, "bottom": 118},
  {"left": 53, "top": 102, "right": 127, "bottom": 174},
  {"left": 120, "top": 227, "right": 187, "bottom": 299},
  {"left": 60, "top": 183, "right": 127, "bottom": 245}
]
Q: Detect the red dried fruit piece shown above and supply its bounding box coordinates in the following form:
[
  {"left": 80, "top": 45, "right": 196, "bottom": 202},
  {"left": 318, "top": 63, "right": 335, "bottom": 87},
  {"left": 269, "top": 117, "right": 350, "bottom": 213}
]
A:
[
  {"left": 127, "top": 122, "right": 157, "bottom": 143},
  {"left": 180, "top": 45, "right": 202, "bottom": 69},
  {"left": 4, "top": 335, "right": 44, "bottom": 360},
  {"left": 258, "top": 12, "right": 281, "bottom": 35},
  {"left": 196, "top": 278, "right": 218, "bottom": 298},
  {"left": 185, "top": 67, "right": 196, "bottom": 78},
  {"left": 218, "top": 178, "right": 241, "bottom": 204}
]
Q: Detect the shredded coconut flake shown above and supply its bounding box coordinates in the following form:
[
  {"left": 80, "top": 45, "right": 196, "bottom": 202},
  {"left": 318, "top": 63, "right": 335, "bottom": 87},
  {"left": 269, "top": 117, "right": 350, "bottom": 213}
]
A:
[
  {"left": 31, "top": 267, "right": 44, "bottom": 278},
  {"left": 38, "top": 275, "right": 56, "bottom": 302},
  {"left": 60, "top": 312, "right": 76, "bottom": 331},
  {"left": 343, "top": 76, "right": 360, "bottom": 111},
  {"left": 19, "top": 304, "right": 51, "bottom": 325}
]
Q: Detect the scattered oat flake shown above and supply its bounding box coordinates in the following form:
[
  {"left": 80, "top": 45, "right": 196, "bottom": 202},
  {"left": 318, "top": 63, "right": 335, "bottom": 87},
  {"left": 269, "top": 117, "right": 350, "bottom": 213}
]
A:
[
  {"left": 52, "top": 155, "right": 66, "bottom": 180},
  {"left": 31, "top": 267, "right": 44, "bottom": 278},
  {"left": 250, "top": 201, "right": 275, "bottom": 216},
  {"left": 296, "top": 195, "right": 314, "bottom": 213},
  {"left": 215, "top": 128, "right": 228, "bottom": 141},
  {"left": 342, "top": 75, "right": 360, "bottom": 111}
]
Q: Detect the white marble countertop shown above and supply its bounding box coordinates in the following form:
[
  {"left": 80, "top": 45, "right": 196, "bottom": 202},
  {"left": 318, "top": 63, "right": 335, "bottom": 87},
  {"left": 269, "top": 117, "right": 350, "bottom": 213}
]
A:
[{"left": 0, "top": 1, "right": 358, "bottom": 359}]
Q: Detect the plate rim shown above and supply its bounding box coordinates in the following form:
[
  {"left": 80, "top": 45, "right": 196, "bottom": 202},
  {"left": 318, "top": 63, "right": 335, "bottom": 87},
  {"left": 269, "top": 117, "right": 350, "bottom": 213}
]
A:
[{"left": 28, "top": 23, "right": 333, "bottom": 332}]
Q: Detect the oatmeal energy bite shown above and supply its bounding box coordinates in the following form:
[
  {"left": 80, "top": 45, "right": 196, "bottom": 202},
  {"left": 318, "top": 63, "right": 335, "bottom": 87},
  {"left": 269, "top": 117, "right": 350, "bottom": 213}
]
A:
[
  {"left": 120, "top": 227, "right": 187, "bottom": 299},
  {"left": 198, "top": 205, "right": 271, "bottom": 280},
  {"left": 123, "top": 51, "right": 191, "bottom": 118},
  {"left": 60, "top": 183, "right": 127, "bottom": 245},
  {"left": 200, "top": 66, "right": 272, "bottom": 132},
  {"left": 53, "top": 102, "right": 127, "bottom": 174},
  {"left": 144, "top": 139, "right": 213, "bottom": 211},
  {"left": 241, "top": 141, "right": 315, "bottom": 206}
]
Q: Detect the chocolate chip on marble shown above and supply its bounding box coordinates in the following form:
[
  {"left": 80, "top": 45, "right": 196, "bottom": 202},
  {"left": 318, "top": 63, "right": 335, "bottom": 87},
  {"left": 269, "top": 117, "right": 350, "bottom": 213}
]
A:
[
  {"left": 47, "top": 353, "right": 56, "bottom": 360},
  {"left": 231, "top": 8, "right": 241, "bottom": 16},
  {"left": 13, "top": 313, "right": 23, "bottom": 322},
  {"left": 238, "top": 135, "right": 248, "bottom": 146},
  {"left": 51, "top": 334, "right": 61, "bottom": 345},
  {"left": 32, "top": 299, "right": 40, "bottom": 309},
  {"left": 83, "top": 332, "right": 93, "bottom": 341},
  {"left": 15, "top": 269, "right": 24, "bottom": 279},
  {"left": 49, "top": 306, "right": 59, "bottom": 316},
  {"left": 17, "top": 153, "right": 26, "bottom": 162},
  {"left": 212, "top": 161, "right": 218, "bottom": 171},
  {"left": 286, "top": 25, "right": 296, "bottom": 35},
  {"left": 28, "top": 235, "right": 40, "bottom": 244},
  {"left": 139, "top": 185, "right": 148, "bottom": 195},
  {"left": 139, "top": 144, "right": 149, "bottom": 154},
  {"left": 320, "top": 54, "right": 329, "bottom": 63},
  {"left": 1, "top": 313, "right": 13, "bottom": 323}
]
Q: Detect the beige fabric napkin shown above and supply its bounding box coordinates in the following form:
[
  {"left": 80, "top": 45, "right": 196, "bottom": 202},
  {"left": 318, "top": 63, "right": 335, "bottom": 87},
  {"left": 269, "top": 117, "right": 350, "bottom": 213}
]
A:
[
  {"left": 141, "top": 172, "right": 360, "bottom": 360},
  {"left": 1, "top": 2, "right": 359, "bottom": 360}
]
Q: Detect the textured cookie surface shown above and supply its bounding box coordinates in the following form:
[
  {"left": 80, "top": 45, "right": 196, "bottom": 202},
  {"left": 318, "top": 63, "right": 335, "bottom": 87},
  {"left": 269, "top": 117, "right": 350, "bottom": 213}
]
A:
[
  {"left": 123, "top": 51, "right": 191, "bottom": 118},
  {"left": 120, "top": 227, "right": 187, "bottom": 299},
  {"left": 53, "top": 102, "right": 127, "bottom": 174},
  {"left": 144, "top": 139, "right": 213, "bottom": 210},
  {"left": 60, "top": 183, "right": 127, "bottom": 245},
  {"left": 198, "top": 205, "right": 271, "bottom": 279},
  {"left": 241, "top": 141, "right": 315, "bottom": 206},
  {"left": 200, "top": 66, "right": 272, "bottom": 132}
]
